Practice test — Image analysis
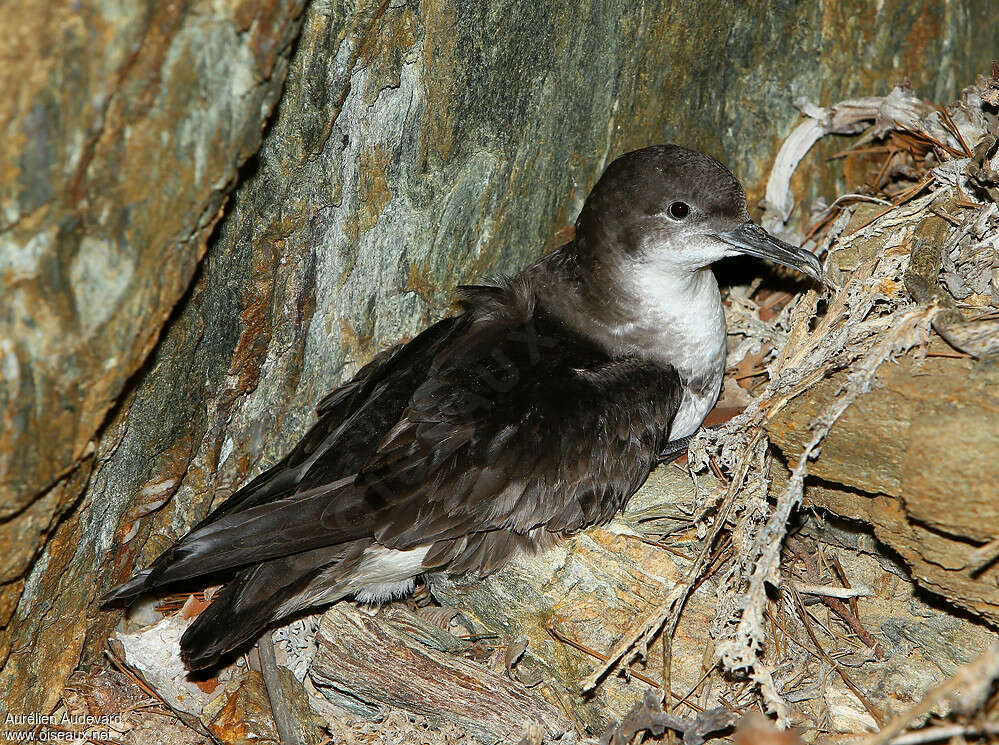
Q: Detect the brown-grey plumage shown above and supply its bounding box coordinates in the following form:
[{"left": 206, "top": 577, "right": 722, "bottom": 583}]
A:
[{"left": 103, "top": 144, "right": 821, "bottom": 670}]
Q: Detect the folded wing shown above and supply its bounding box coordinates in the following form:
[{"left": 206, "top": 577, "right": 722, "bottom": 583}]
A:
[{"left": 104, "top": 290, "right": 681, "bottom": 607}]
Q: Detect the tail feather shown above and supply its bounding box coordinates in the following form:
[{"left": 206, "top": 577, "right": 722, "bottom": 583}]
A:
[
  {"left": 179, "top": 544, "right": 357, "bottom": 670},
  {"left": 101, "top": 476, "right": 366, "bottom": 605},
  {"left": 100, "top": 569, "right": 153, "bottom": 605}
]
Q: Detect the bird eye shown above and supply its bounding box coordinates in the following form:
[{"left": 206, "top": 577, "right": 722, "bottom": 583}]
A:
[{"left": 667, "top": 201, "right": 690, "bottom": 220}]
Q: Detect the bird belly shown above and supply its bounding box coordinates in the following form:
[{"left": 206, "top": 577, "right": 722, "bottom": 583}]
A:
[
  {"left": 666, "top": 273, "right": 727, "bottom": 439},
  {"left": 649, "top": 313, "right": 726, "bottom": 440}
]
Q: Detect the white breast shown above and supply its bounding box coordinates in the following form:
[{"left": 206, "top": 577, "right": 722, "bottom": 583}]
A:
[{"left": 619, "top": 265, "right": 727, "bottom": 440}]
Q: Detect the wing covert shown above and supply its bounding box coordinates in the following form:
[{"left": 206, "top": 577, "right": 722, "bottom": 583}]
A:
[{"left": 356, "top": 310, "right": 683, "bottom": 551}]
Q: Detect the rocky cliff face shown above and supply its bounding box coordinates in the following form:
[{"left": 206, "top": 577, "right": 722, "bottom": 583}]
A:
[
  {"left": 2, "top": 0, "right": 997, "bottom": 714},
  {"left": 1, "top": 0, "right": 308, "bottom": 711}
]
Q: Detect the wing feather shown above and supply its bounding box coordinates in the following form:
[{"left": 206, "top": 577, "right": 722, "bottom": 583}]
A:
[
  {"left": 187, "top": 316, "right": 462, "bottom": 532},
  {"left": 360, "top": 309, "right": 682, "bottom": 552},
  {"left": 105, "top": 291, "right": 682, "bottom": 601}
]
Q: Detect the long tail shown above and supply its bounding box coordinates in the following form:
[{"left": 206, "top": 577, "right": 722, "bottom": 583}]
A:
[
  {"left": 179, "top": 543, "right": 360, "bottom": 670},
  {"left": 101, "top": 476, "right": 363, "bottom": 605}
]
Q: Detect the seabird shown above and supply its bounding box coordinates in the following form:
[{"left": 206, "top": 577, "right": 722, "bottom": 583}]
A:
[{"left": 103, "top": 144, "right": 822, "bottom": 670}]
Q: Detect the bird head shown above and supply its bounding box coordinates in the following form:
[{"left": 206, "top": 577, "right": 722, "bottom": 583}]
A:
[{"left": 575, "top": 145, "right": 822, "bottom": 281}]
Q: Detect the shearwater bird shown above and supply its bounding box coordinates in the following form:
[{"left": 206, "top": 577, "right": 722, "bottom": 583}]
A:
[{"left": 103, "top": 144, "right": 822, "bottom": 670}]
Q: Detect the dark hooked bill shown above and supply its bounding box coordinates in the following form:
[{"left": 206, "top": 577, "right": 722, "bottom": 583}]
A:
[{"left": 714, "top": 221, "right": 823, "bottom": 280}]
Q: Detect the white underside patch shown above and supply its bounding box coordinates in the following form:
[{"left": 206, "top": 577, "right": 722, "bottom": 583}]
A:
[
  {"left": 353, "top": 577, "right": 417, "bottom": 605},
  {"left": 624, "top": 264, "right": 727, "bottom": 439},
  {"left": 670, "top": 373, "right": 723, "bottom": 439},
  {"left": 349, "top": 545, "right": 430, "bottom": 604},
  {"left": 276, "top": 544, "right": 431, "bottom": 615}
]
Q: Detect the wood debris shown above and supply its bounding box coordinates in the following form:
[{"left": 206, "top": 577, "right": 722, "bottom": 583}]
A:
[{"left": 683, "top": 72, "right": 999, "bottom": 728}]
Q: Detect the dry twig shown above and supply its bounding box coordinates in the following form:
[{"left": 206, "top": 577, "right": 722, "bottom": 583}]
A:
[{"left": 861, "top": 644, "right": 999, "bottom": 745}]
